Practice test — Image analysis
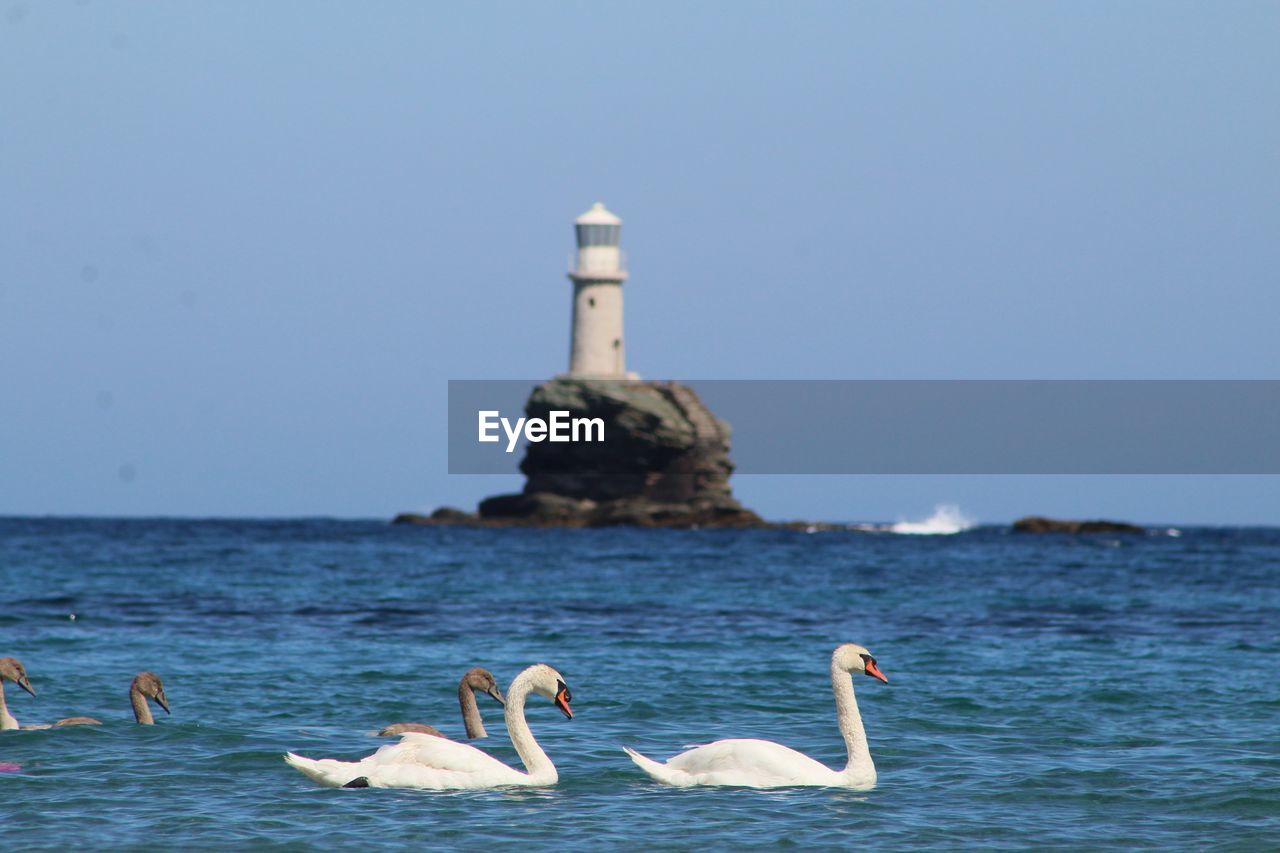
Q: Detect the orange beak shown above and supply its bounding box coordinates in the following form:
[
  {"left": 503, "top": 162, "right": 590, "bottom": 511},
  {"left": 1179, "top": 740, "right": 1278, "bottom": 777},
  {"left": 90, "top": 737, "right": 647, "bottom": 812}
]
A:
[
  {"left": 554, "top": 688, "right": 573, "bottom": 719},
  {"left": 864, "top": 660, "right": 889, "bottom": 684}
]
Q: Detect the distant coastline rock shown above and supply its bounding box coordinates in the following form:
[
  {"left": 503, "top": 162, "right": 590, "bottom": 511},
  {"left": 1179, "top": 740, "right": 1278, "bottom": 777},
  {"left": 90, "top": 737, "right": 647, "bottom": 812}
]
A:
[
  {"left": 396, "top": 377, "right": 763, "bottom": 529},
  {"left": 1011, "top": 516, "right": 1144, "bottom": 534},
  {"left": 393, "top": 507, "right": 477, "bottom": 526}
]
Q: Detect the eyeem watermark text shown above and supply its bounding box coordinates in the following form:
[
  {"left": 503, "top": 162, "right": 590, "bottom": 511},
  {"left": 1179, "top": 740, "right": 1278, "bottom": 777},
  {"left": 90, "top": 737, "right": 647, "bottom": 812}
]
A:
[{"left": 477, "top": 410, "right": 605, "bottom": 453}]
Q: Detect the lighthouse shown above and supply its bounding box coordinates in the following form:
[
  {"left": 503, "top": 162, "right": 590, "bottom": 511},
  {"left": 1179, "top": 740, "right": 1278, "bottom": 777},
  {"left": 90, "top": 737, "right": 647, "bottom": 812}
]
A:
[{"left": 567, "top": 202, "right": 633, "bottom": 378}]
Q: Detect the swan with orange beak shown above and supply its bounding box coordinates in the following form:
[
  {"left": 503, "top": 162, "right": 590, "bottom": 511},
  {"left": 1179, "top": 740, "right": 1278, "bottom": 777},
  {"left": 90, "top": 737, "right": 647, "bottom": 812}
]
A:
[
  {"left": 286, "top": 663, "right": 574, "bottom": 790},
  {"left": 625, "top": 643, "right": 889, "bottom": 788}
]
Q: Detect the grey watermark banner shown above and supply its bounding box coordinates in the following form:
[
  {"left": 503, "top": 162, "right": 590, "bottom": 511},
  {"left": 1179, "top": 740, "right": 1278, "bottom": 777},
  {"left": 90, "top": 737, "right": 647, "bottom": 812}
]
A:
[{"left": 448, "top": 380, "right": 1280, "bottom": 474}]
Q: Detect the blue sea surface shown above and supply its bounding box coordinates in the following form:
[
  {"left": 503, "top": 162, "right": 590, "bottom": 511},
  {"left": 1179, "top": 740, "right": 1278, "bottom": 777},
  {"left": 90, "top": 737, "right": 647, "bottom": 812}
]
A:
[{"left": 1, "top": 518, "right": 1277, "bottom": 848}]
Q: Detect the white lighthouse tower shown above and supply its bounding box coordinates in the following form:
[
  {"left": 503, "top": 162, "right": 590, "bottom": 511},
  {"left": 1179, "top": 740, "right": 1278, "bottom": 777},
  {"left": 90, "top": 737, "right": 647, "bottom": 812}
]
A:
[{"left": 567, "top": 202, "right": 633, "bottom": 378}]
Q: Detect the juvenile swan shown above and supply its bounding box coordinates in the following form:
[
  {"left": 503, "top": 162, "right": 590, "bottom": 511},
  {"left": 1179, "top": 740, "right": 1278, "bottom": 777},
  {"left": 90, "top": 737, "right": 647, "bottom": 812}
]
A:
[
  {"left": 378, "top": 667, "right": 504, "bottom": 738},
  {"left": 624, "top": 643, "right": 889, "bottom": 789},
  {"left": 285, "top": 663, "right": 573, "bottom": 790},
  {"left": 0, "top": 657, "right": 37, "bottom": 731},
  {"left": 54, "top": 672, "right": 171, "bottom": 727}
]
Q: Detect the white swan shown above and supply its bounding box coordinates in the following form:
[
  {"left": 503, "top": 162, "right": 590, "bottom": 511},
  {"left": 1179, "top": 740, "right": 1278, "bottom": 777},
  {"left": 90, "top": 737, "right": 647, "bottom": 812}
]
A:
[
  {"left": 624, "top": 643, "right": 888, "bottom": 789},
  {"left": 285, "top": 663, "right": 573, "bottom": 789},
  {"left": 0, "top": 657, "right": 36, "bottom": 731},
  {"left": 378, "top": 667, "right": 504, "bottom": 739}
]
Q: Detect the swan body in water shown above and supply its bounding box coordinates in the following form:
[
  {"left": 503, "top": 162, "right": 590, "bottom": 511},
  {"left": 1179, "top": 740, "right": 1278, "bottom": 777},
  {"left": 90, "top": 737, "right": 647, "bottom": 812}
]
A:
[
  {"left": 378, "top": 667, "right": 504, "bottom": 738},
  {"left": 1, "top": 664, "right": 170, "bottom": 729},
  {"left": 54, "top": 672, "right": 171, "bottom": 726},
  {"left": 624, "top": 643, "right": 888, "bottom": 789},
  {"left": 0, "top": 657, "right": 37, "bottom": 731},
  {"left": 285, "top": 663, "right": 573, "bottom": 789}
]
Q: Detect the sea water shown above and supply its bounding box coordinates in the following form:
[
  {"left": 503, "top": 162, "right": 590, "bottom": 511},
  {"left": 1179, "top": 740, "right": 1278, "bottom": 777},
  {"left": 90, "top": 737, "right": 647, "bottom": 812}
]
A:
[{"left": 1, "top": 518, "right": 1277, "bottom": 848}]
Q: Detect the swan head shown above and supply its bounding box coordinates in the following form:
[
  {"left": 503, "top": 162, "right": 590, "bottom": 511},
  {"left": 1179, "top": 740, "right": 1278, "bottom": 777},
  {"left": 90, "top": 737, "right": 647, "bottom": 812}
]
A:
[
  {"left": 527, "top": 664, "right": 573, "bottom": 720},
  {"left": 833, "top": 644, "right": 889, "bottom": 684},
  {"left": 0, "top": 657, "right": 35, "bottom": 697},
  {"left": 463, "top": 667, "right": 505, "bottom": 706},
  {"left": 131, "top": 671, "right": 170, "bottom": 714}
]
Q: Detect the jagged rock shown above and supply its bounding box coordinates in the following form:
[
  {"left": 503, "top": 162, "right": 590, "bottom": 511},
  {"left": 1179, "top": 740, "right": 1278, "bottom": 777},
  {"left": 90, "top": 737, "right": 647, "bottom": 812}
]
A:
[
  {"left": 1011, "top": 516, "right": 1144, "bottom": 534},
  {"left": 475, "top": 377, "right": 762, "bottom": 529}
]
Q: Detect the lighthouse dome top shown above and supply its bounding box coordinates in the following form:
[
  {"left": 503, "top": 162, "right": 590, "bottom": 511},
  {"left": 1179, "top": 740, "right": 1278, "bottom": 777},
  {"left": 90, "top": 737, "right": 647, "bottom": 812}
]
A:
[
  {"left": 575, "top": 202, "right": 622, "bottom": 226},
  {"left": 574, "top": 202, "right": 623, "bottom": 249}
]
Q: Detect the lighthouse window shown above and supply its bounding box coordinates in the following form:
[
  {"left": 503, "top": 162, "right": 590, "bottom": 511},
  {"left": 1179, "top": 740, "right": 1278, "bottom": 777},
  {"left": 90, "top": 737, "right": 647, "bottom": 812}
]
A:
[
  {"left": 576, "top": 224, "right": 621, "bottom": 247},
  {"left": 588, "top": 297, "right": 595, "bottom": 308}
]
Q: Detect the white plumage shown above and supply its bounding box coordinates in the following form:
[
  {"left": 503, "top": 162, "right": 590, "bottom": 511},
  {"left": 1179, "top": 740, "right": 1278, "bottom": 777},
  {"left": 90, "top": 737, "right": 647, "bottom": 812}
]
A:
[
  {"left": 624, "top": 643, "right": 888, "bottom": 789},
  {"left": 285, "top": 663, "right": 573, "bottom": 790}
]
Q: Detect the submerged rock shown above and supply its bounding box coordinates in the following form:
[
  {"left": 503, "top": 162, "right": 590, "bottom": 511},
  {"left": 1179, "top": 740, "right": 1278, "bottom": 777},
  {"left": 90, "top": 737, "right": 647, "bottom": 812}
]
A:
[{"left": 392, "top": 506, "right": 477, "bottom": 526}]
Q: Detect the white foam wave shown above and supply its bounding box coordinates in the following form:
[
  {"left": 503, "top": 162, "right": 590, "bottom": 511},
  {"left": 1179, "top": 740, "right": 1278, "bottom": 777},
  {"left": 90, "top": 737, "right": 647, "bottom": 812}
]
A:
[{"left": 887, "top": 504, "right": 975, "bottom": 535}]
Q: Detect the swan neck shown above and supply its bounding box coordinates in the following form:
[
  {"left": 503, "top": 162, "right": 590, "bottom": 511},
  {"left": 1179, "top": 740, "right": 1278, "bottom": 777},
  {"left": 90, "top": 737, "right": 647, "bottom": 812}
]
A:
[
  {"left": 131, "top": 685, "right": 154, "bottom": 725},
  {"left": 0, "top": 682, "right": 17, "bottom": 731},
  {"left": 459, "top": 679, "right": 487, "bottom": 739},
  {"left": 831, "top": 658, "right": 873, "bottom": 779},
  {"left": 504, "top": 670, "right": 556, "bottom": 784}
]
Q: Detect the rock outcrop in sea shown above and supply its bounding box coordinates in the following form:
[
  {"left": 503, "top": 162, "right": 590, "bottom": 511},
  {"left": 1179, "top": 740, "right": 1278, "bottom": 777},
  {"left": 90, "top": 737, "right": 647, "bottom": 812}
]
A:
[
  {"left": 396, "top": 377, "right": 763, "bottom": 529},
  {"left": 1011, "top": 516, "right": 1144, "bottom": 534}
]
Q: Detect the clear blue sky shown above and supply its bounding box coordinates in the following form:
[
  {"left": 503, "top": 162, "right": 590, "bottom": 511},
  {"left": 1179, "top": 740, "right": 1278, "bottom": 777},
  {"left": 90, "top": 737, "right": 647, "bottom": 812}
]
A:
[{"left": 2, "top": 2, "right": 1277, "bottom": 523}]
